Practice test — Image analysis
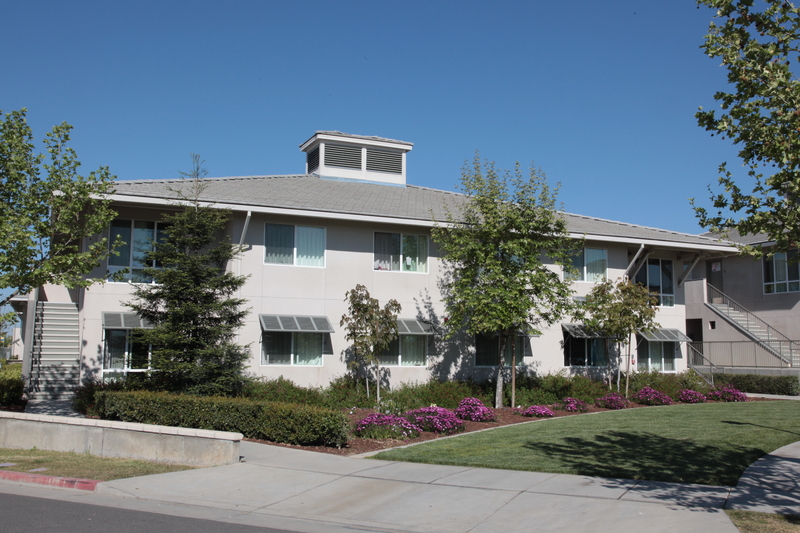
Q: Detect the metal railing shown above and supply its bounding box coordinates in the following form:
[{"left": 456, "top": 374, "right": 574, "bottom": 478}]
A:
[
  {"left": 706, "top": 284, "right": 798, "bottom": 364},
  {"left": 686, "top": 343, "right": 717, "bottom": 386},
  {"left": 689, "top": 340, "right": 799, "bottom": 369}
]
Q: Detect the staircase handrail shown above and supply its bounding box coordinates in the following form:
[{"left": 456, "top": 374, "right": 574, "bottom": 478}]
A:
[
  {"left": 686, "top": 342, "right": 717, "bottom": 386},
  {"left": 707, "top": 284, "right": 795, "bottom": 345}
]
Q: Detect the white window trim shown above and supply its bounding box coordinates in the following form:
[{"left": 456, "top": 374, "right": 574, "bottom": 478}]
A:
[
  {"left": 635, "top": 257, "right": 675, "bottom": 308},
  {"left": 636, "top": 339, "right": 677, "bottom": 373},
  {"left": 762, "top": 250, "right": 800, "bottom": 295},
  {"left": 263, "top": 223, "right": 327, "bottom": 268},
  {"left": 102, "top": 328, "right": 151, "bottom": 377},
  {"left": 107, "top": 219, "right": 168, "bottom": 284},
  {"left": 378, "top": 334, "right": 429, "bottom": 367},
  {"left": 260, "top": 331, "right": 325, "bottom": 367},
  {"left": 372, "top": 232, "right": 429, "bottom": 274},
  {"left": 565, "top": 247, "right": 607, "bottom": 283}
]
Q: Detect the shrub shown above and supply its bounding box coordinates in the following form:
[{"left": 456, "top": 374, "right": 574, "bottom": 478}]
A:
[
  {"left": 354, "top": 413, "right": 420, "bottom": 439},
  {"left": 631, "top": 386, "right": 673, "bottom": 406},
  {"left": 568, "top": 375, "right": 610, "bottom": 403},
  {"left": 678, "top": 389, "right": 707, "bottom": 404},
  {"left": 517, "top": 405, "right": 555, "bottom": 418},
  {"left": 72, "top": 377, "right": 130, "bottom": 416},
  {"left": 322, "top": 374, "right": 373, "bottom": 409},
  {"left": 388, "top": 379, "right": 487, "bottom": 410},
  {"left": 719, "top": 374, "right": 800, "bottom": 396},
  {"left": 538, "top": 372, "right": 573, "bottom": 400},
  {"left": 555, "top": 397, "right": 590, "bottom": 412},
  {"left": 404, "top": 406, "right": 464, "bottom": 435},
  {"left": 454, "top": 397, "right": 495, "bottom": 422},
  {"left": 709, "top": 385, "right": 748, "bottom": 402},
  {"left": 629, "top": 370, "right": 710, "bottom": 399},
  {"left": 595, "top": 393, "right": 628, "bottom": 410},
  {"left": 0, "top": 361, "right": 23, "bottom": 406},
  {"left": 515, "top": 388, "right": 559, "bottom": 407},
  {"left": 95, "top": 390, "right": 349, "bottom": 447}
]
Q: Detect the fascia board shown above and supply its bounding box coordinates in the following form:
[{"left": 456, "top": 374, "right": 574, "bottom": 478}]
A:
[{"left": 570, "top": 232, "right": 735, "bottom": 253}]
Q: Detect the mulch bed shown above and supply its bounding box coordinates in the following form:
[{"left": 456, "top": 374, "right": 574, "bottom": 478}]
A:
[{"left": 0, "top": 399, "right": 27, "bottom": 413}]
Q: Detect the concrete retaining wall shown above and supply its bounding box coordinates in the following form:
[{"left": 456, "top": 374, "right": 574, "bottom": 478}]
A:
[{"left": 0, "top": 412, "right": 242, "bottom": 467}]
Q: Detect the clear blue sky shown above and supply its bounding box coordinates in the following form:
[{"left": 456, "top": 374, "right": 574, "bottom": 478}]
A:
[{"left": 2, "top": 0, "right": 743, "bottom": 235}]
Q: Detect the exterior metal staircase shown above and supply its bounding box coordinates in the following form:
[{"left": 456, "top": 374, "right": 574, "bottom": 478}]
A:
[
  {"left": 706, "top": 284, "right": 799, "bottom": 367},
  {"left": 29, "top": 302, "right": 81, "bottom": 400}
]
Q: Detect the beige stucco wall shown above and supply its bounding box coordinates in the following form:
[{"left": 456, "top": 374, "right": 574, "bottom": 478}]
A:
[{"left": 68, "top": 207, "right": 694, "bottom": 387}]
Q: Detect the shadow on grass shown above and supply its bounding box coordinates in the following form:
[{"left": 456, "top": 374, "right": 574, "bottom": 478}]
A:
[
  {"left": 523, "top": 430, "right": 764, "bottom": 487},
  {"left": 721, "top": 420, "right": 800, "bottom": 437}
]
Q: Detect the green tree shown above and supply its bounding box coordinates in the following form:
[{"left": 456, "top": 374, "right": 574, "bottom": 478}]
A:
[
  {"left": 433, "top": 156, "right": 579, "bottom": 408},
  {"left": 0, "top": 109, "right": 117, "bottom": 311},
  {"left": 693, "top": 0, "right": 800, "bottom": 255},
  {"left": 581, "top": 278, "right": 660, "bottom": 396},
  {"left": 340, "top": 284, "right": 401, "bottom": 403},
  {"left": 126, "top": 156, "right": 250, "bottom": 396}
]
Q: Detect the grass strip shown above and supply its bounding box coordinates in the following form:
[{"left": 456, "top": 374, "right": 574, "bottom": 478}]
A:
[
  {"left": 373, "top": 401, "right": 800, "bottom": 486},
  {"left": 726, "top": 510, "right": 800, "bottom": 533},
  {"left": 0, "top": 448, "right": 194, "bottom": 481}
]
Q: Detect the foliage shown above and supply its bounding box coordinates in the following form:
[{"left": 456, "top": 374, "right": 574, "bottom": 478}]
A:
[
  {"left": 340, "top": 284, "right": 401, "bottom": 403},
  {"left": 432, "top": 155, "right": 578, "bottom": 407},
  {"left": 95, "top": 390, "right": 349, "bottom": 447},
  {"left": 242, "top": 376, "right": 328, "bottom": 407},
  {"left": 354, "top": 413, "right": 420, "bottom": 439},
  {"left": 720, "top": 373, "right": 800, "bottom": 395},
  {"left": 514, "top": 388, "right": 560, "bottom": 407},
  {"left": 127, "top": 155, "right": 250, "bottom": 396},
  {"left": 693, "top": 0, "right": 800, "bottom": 254},
  {"left": 0, "top": 109, "right": 117, "bottom": 313},
  {"left": 566, "top": 375, "right": 611, "bottom": 404},
  {"left": 404, "top": 406, "right": 465, "bottom": 434},
  {"left": 678, "top": 389, "right": 708, "bottom": 404},
  {"left": 595, "top": 393, "right": 629, "bottom": 410},
  {"left": 709, "top": 385, "right": 749, "bottom": 402},
  {"left": 323, "top": 374, "right": 373, "bottom": 409},
  {"left": 628, "top": 370, "right": 711, "bottom": 399},
  {"left": 555, "top": 397, "right": 590, "bottom": 412},
  {"left": 631, "top": 387, "right": 674, "bottom": 406},
  {"left": 71, "top": 377, "right": 137, "bottom": 416},
  {"left": 517, "top": 405, "right": 555, "bottom": 418},
  {"left": 0, "top": 361, "right": 23, "bottom": 405},
  {"left": 454, "top": 397, "right": 495, "bottom": 422}
]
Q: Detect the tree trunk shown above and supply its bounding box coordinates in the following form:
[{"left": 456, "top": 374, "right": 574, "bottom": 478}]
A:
[
  {"left": 511, "top": 335, "right": 517, "bottom": 408},
  {"left": 495, "top": 335, "right": 507, "bottom": 408},
  {"left": 376, "top": 361, "right": 381, "bottom": 403},
  {"left": 625, "top": 333, "right": 631, "bottom": 397}
]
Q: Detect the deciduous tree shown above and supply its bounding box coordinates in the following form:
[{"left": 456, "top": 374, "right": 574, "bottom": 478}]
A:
[{"left": 433, "top": 156, "right": 578, "bottom": 408}]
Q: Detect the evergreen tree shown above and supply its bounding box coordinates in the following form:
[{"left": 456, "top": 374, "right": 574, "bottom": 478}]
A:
[{"left": 126, "top": 156, "right": 250, "bottom": 395}]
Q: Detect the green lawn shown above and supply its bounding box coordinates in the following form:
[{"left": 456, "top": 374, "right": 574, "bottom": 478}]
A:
[{"left": 373, "top": 401, "right": 800, "bottom": 486}]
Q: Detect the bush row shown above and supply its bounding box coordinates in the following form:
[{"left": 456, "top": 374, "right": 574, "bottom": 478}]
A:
[
  {"left": 0, "top": 360, "right": 23, "bottom": 406},
  {"left": 95, "top": 390, "right": 349, "bottom": 447},
  {"left": 718, "top": 374, "right": 799, "bottom": 396}
]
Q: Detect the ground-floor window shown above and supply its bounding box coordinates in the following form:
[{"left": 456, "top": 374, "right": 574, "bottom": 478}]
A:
[
  {"left": 564, "top": 335, "right": 608, "bottom": 367},
  {"left": 104, "top": 329, "right": 149, "bottom": 376},
  {"left": 475, "top": 333, "right": 525, "bottom": 367},
  {"left": 262, "top": 331, "right": 325, "bottom": 366},
  {"left": 637, "top": 339, "right": 676, "bottom": 372},
  {"left": 378, "top": 335, "right": 428, "bottom": 366}
]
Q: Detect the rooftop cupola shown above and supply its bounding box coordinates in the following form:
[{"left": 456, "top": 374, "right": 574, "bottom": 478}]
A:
[{"left": 299, "top": 131, "right": 413, "bottom": 186}]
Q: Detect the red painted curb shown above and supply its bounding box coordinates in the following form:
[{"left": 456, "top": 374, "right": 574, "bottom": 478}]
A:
[{"left": 0, "top": 470, "right": 99, "bottom": 491}]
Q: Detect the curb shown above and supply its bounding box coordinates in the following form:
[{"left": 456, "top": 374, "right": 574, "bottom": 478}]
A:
[{"left": 0, "top": 470, "right": 100, "bottom": 491}]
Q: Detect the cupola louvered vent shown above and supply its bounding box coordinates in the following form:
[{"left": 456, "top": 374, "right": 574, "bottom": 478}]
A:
[
  {"left": 366, "top": 149, "right": 402, "bottom": 174},
  {"left": 306, "top": 147, "right": 319, "bottom": 173},
  {"left": 325, "top": 144, "right": 361, "bottom": 170}
]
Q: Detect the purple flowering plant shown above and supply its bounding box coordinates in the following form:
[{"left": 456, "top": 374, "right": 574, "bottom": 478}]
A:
[
  {"left": 678, "top": 389, "right": 707, "bottom": 404},
  {"left": 708, "top": 385, "right": 748, "bottom": 402},
  {"left": 454, "top": 397, "right": 495, "bottom": 422},
  {"left": 595, "top": 393, "right": 628, "bottom": 410},
  {"left": 517, "top": 405, "right": 555, "bottom": 418},
  {"left": 631, "top": 386, "right": 673, "bottom": 406},
  {"left": 555, "top": 397, "right": 590, "bottom": 412},
  {"left": 354, "top": 413, "right": 421, "bottom": 439},
  {"left": 404, "top": 406, "right": 465, "bottom": 435}
]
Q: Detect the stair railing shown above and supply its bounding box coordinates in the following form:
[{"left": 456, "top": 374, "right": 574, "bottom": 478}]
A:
[{"left": 687, "top": 342, "right": 716, "bottom": 386}]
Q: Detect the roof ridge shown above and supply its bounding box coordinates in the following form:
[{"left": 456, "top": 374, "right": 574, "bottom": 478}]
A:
[{"left": 115, "top": 174, "right": 311, "bottom": 185}]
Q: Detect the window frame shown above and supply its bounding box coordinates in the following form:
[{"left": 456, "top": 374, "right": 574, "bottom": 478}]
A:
[
  {"left": 634, "top": 258, "right": 675, "bottom": 307},
  {"left": 636, "top": 338, "right": 676, "bottom": 373},
  {"left": 264, "top": 223, "right": 326, "bottom": 268},
  {"left": 107, "top": 219, "right": 170, "bottom": 283},
  {"left": 566, "top": 248, "right": 608, "bottom": 283},
  {"left": 373, "top": 232, "right": 429, "bottom": 273},
  {"left": 763, "top": 250, "right": 800, "bottom": 294},
  {"left": 474, "top": 333, "right": 526, "bottom": 368},
  {"left": 260, "top": 331, "right": 326, "bottom": 366},
  {"left": 563, "top": 335, "right": 608, "bottom": 367},
  {"left": 378, "top": 334, "right": 429, "bottom": 367},
  {"left": 102, "top": 328, "right": 150, "bottom": 377}
]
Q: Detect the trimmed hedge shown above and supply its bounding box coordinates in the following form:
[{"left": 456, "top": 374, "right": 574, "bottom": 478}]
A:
[
  {"left": 0, "top": 361, "right": 24, "bottom": 406},
  {"left": 718, "top": 374, "right": 800, "bottom": 396},
  {"left": 95, "top": 390, "right": 349, "bottom": 447}
]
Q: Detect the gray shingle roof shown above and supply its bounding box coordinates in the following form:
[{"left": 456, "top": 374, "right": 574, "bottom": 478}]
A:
[{"left": 112, "top": 174, "right": 731, "bottom": 248}]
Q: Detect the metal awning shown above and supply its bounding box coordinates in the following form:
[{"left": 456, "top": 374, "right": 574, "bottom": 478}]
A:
[
  {"left": 638, "top": 328, "right": 692, "bottom": 342},
  {"left": 259, "top": 315, "right": 335, "bottom": 333},
  {"left": 102, "top": 312, "right": 152, "bottom": 329},
  {"left": 397, "top": 319, "right": 434, "bottom": 335},
  {"left": 562, "top": 323, "right": 605, "bottom": 339}
]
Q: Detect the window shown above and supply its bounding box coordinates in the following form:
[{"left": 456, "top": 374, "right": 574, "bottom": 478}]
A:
[
  {"left": 634, "top": 258, "right": 674, "bottom": 307},
  {"left": 265, "top": 224, "right": 325, "bottom": 267},
  {"left": 763, "top": 250, "right": 800, "bottom": 294},
  {"left": 379, "top": 335, "right": 427, "bottom": 366},
  {"left": 475, "top": 333, "right": 525, "bottom": 367},
  {"left": 108, "top": 219, "right": 169, "bottom": 282},
  {"left": 262, "top": 331, "right": 325, "bottom": 366},
  {"left": 374, "top": 232, "right": 428, "bottom": 272},
  {"left": 637, "top": 339, "right": 676, "bottom": 372},
  {"left": 567, "top": 248, "right": 607, "bottom": 282},
  {"left": 562, "top": 326, "right": 607, "bottom": 367},
  {"left": 104, "top": 329, "right": 149, "bottom": 375}
]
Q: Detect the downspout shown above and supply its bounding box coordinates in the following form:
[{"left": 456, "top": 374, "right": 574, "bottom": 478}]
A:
[
  {"left": 236, "top": 211, "right": 252, "bottom": 346},
  {"left": 678, "top": 254, "right": 702, "bottom": 288},
  {"left": 21, "top": 287, "right": 39, "bottom": 395}
]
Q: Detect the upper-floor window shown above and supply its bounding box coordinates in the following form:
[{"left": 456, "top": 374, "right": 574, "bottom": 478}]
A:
[
  {"left": 764, "top": 250, "right": 800, "bottom": 294},
  {"left": 265, "top": 223, "right": 325, "bottom": 267},
  {"left": 566, "top": 248, "right": 607, "bottom": 282},
  {"left": 374, "top": 232, "right": 428, "bottom": 272},
  {"left": 108, "top": 219, "right": 169, "bottom": 282},
  {"left": 634, "top": 258, "right": 674, "bottom": 307}
]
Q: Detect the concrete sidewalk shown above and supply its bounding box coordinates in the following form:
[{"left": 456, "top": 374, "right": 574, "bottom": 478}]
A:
[{"left": 87, "top": 441, "right": 740, "bottom": 533}]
